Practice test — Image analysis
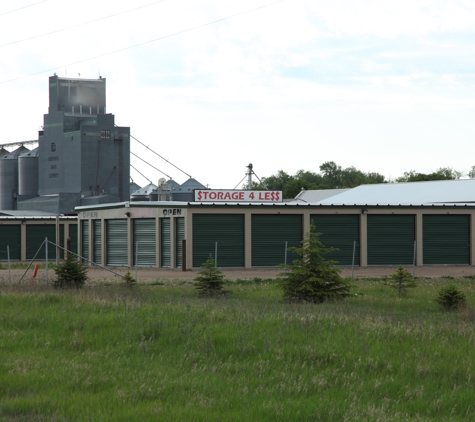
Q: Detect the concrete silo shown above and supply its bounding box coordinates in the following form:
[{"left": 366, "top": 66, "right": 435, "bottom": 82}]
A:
[
  {"left": 18, "top": 147, "right": 39, "bottom": 199},
  {"left": 0, "top": 146, "right": 30, "bottom": 210}
]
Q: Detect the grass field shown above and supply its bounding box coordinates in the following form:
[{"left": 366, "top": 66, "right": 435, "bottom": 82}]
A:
[{"left": 1, "top": 277, "right": 475, "bottom": 421}]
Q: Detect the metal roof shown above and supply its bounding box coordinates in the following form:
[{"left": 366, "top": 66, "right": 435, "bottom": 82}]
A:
[
  {"left": 316, "top": 179, "right": 475, "bottom": 206},
  {"left": 290, "top": 188, "right": 349, "bottom": 204}
]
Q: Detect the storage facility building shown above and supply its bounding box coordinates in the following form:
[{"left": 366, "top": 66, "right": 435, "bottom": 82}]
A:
[{"left": 74, "top": 179, "right": 475, "bottom": 269}]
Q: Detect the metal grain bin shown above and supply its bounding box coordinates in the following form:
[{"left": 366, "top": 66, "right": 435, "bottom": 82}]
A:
[
  {"left": 0, "top": 146, "right": 30, "bottom": 210},
  {"left": 130, "top": 183, "right": 157, "bottom": 202},
  {"left": 18, "top": 147, "right": 39, "bottom": 196}
]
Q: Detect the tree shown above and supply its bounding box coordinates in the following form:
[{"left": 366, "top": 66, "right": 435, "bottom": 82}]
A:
[
  {"left": 194, "top": 255, "right": 228, "bottom": 297},
  {"left": 435, "top": 283, "right": 466, "bottom": 311},
  {"left": 278, "top": 223, "right": 351, "bottom": 303},
  {"left": 396, "top": 167, "right": 463, "bottom": 183},
  {"left": 384, "top": 266, "right": 417, "bottom": 297},
  {"left": 53, "top": 253, "right": 88, "bottom": 288}
]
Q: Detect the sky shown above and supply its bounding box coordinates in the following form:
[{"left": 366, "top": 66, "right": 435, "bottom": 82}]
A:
[{"left": 1, "top": 0, "right": 475, "bottom": 189}]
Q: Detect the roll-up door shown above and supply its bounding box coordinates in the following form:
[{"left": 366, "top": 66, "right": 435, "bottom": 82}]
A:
[
  {"left": 93, "top": 220, "right": 102, "bottom": 265},
  {"left": 0, "top": 225, "right": 21, "bottom": 260},
  {"left": 252, "top": 214, "right": 302, "bottom": 267},
  {"left": 311, "top": 214, "right": 360, "bottom": 266},
  {"left": 106, "top": 220, "right": 128, "bottom": 266},
  {"left": 81, "top": 220, "right": 89, "bottom": 263},
  {"left": 26, "top": 224, "right": 63, "bottom": 260},
  {"left": 175, "top": 217, "right": 185, "bottom": 268},
  {"left": 133, "top": 219, "right": 156, "bottom": 266},
  {"left": 68, "top": 224, "right": 78, "bottom": 256},
  {"left": 193, "top": 214, "right": 244, "bottom": 267},
  {"left": 161, "top": 218, "right": 171, "bottom": 267},
  {"left": 367, "top": 215, "right": 415, "bottom": 265},
  {"left": 423, "top": 215, "right": 470, "bottom": 264}
]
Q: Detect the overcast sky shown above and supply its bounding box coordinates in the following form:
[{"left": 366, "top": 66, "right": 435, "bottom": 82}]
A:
[{"left": 1, "top": 0, "right": 474, "bottom": 189}]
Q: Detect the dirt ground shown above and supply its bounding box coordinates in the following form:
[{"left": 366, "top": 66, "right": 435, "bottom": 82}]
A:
[{"left": 2, "top": 265, "right": 475, "bottom": 285}]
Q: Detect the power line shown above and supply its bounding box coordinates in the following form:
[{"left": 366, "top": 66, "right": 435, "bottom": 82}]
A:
[
  {"left": 130, "top": 150, "right": 171, "bottom": 179},
  {"left": 130, "top": 164, "right": 152, "bottom": 184},
  {"left": 0, "top": 0, "right": 286, "bottom": 84},
  {"left": 0, "top": 0, "right": 47, "bottom": 17},
  {"left": 130, "top": 133, "right": 192, "bottom": 179},
  {"left": 0, "top": 0, "right": 167, "bottom": 48}
]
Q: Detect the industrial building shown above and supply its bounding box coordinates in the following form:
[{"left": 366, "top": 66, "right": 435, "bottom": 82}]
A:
[
  {"left": 0, "top": 75, "right": 129, "bottom": 261},
  {"left": 75, "top": 179, "right": 475, "bottom": 269}
]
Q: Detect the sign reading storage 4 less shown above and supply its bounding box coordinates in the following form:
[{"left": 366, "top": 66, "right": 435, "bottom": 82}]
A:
[{"left": 194, "top": 190, "right": 282, "bottom": 202}]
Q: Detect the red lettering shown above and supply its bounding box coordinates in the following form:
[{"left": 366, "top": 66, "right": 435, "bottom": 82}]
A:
[
  {"left": 249, "top": 192, "right": 255, "bottom": 200},
  {"left": 210, "top": 192, "right": 216, "bottom": 200},
  {"left": 239, "top": 192, "right": 244, "bottom": 200}
]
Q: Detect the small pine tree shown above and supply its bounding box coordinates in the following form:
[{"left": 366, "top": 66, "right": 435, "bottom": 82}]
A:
[
  {"left": 53, "top": 253, "right": 88, "bottom": 289},
  {"left": 385, "top": 266, "right": 417, "bottom": 297},
  {"left": 194, "top": 255, "right": 227, "bottom": 297},
  {"left": 278, "top": 223, "right": 351, "bottom": 303},
  {"left": 436, "top": 283, "right": 466, "bottom": 311},
  {"left": 123, "top": 270, "right": 137, "bottom": 287}
]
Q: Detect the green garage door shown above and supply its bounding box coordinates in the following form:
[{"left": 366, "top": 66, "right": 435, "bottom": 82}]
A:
[
  {"left": 133, "top": 219, "right": 156, "bottom": 266},
  {"left": 106, "top": 220, "right": 128, "bottom": 266},
  {"left": 68, "top": 224, "right": 78, "bottom": 256},
  {"left": 176, "top": 217, "right": 185, "bottom": 268},
  {"left": 161, "top": 218, "right": 171, "bottom": 268},
  {"left": 26, "top": 224, "right": 64, "bottom": 260},
  {"left": 0, "top": 225, "right": 21, "bottom": 260},
  {"left": 252, "top": 214, "right": 302, "bottom": 267},
  {"left": 367, "top": 215, "right": 415, "bottom": 265},
  {"left": 93, "top": 220, "right": 102, "bottom": 265},
  {"left": 423, "top": 215, "right": 470, "bottom": 264},
  {"left": 81, "top": 220, "right": 89, "bottom": 263},
  {"left": 193, "top": 214, "right": 244, "bottom": 267},
  {"left": 311, "top": 214, "right": 360, "bottom": 266}
]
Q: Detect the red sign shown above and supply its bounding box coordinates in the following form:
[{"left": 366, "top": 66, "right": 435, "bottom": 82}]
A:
[{"left": 194, "top": 190, "right": 282, "bottom": 202}]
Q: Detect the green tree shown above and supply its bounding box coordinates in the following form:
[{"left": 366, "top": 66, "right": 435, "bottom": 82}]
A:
[
  {"left": 53, "top": 253, "right": 88, "bottom": 289},
  {"left": 435, "top": 283, "right": 466, "bottom": 311},
  {"left": 396, "top": 167, "right": 463, "bottom": 183},
  {"left": 194, "top": 255, "right": 228, "bottom": 297},
  {"left": 278, "top": 223, "right": 351, "bottom": 303},
  {"left": 384, "top": 266, "right": 417, "bottom": 297}
]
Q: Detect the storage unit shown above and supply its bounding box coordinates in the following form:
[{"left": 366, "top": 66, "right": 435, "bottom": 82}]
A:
[
  {"left": 423, "top": 215, "right": 470, "bottom": 264},
  {"left": 106, "top": 220, "right": 128, "bottom": 266},
  {"left": 0, "top": 225, "right": 21, "bottom": 260},
  {"left": 193, "top": 214, "right": 244, "bottom": 267},
  {"left": 26, "top": 224, "right": 64, "bottom": 260},
  {"left": 68, "top": 224, "right": 78, "bottom": 255},
  {"left": 133, "top": 219, "right": 156, "bottom": 266},
  {"left": 251, "top": 214, "right": 302, "bottom": 267},
  {"left": 311, "top": 214, "right": 360, "bottom": 266},
  {"left": 93, "top": 220, "right": 102, "bottom": 265},
  {"left": 175, "top": 217, "right": 185, "bottom": 268},
  {"left": 367, "top": 215, "right": 415, "bottom": 265},
  {"left": 81, "top": 220, "right": 89, "bottom": 263},
  {"left": 160, "top": 218, "right": 171, "bottom": 267}
]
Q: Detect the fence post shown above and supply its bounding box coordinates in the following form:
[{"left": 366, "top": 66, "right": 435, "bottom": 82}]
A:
[
  {"left": 45, "top": 237, "right": 49, "bottom": 284},
  {"left": 412, "top": 240, "right": 417, "bottom": 279},
  {"left": 284, "top": 241, "right": 288, "bottom": 273},
  {"left": 351, "top": 240, "right": 356, "bottom": 280},
  {"left": 7, "top": 245, "right": 11, "bottom": 286},
  {"left": 135, "top": 242, "right": 138, "bottom": 280}
]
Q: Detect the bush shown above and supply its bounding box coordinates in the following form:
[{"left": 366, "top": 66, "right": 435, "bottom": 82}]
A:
[
  {"left": 384, "top": 266, "right": 417, "bottom": 297},
  {"left": 53, "top": 253, "right": 88, "bottom": 289},
  {"left": 278, "top": 223, "right": 351, "bottom": 303},
  {"left": 194, "top": 255, "right": 228, "bottom": 297},
  {"left": 435, "top": 283, "right": 466, "bottom": 311},
  {"left": 123, "top": 271, "right": 137, "bottom": 287}
]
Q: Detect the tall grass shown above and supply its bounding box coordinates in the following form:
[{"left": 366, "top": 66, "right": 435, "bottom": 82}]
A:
[{"left": 0, "top": 279, "right": 474, "bottom": 421}]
